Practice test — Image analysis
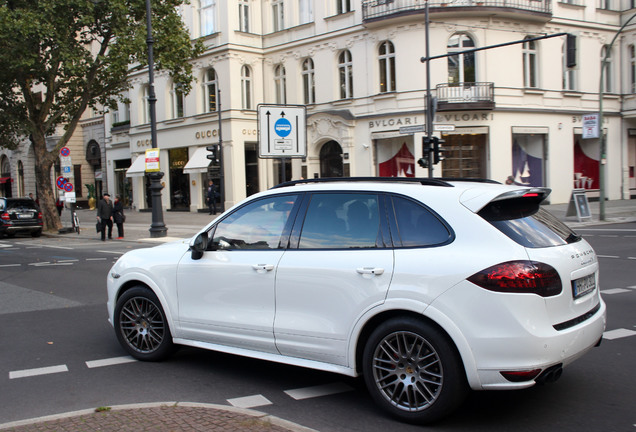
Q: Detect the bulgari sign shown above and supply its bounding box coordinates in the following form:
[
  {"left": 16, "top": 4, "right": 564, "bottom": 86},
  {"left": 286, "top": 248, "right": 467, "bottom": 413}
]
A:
[{"left": 368, "top": 113, "right": 493, "bottom": 130}]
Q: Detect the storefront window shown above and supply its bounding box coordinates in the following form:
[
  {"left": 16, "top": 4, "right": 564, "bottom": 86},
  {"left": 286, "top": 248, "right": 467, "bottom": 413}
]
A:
[
  {"left": 440, "top": 132, "right": 487, "bottom": 178},
  {"left": 377, "top": 140, "right": 415, "bottom": 177},
  {"left": 512, "top": 134, "right": 546, "bottom": 187},
  {"left": 573, "top": 135, "right": 599, "bottom": 190}
]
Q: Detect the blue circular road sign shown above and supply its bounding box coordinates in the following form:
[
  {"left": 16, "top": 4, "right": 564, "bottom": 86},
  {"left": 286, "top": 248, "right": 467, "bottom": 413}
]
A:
[{"left": 274, "top": 118, "right": 292, "bottom": 138}]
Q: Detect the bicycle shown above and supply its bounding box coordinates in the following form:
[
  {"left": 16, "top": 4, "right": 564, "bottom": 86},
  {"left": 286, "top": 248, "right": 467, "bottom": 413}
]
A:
[{"left": 71, "top": 210, "right": 80, "bottom": 234}]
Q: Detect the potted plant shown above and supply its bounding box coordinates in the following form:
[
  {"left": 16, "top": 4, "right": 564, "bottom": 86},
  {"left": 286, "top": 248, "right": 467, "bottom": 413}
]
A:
[{"left": 86, "top": 184, "right": 97, "bottom": 210}]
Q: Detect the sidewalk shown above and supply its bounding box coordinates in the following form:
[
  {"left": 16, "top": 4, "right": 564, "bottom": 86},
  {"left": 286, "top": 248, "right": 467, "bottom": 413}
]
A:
[{"left": 0, "top": 402, "right": 317, "bottom": 432}]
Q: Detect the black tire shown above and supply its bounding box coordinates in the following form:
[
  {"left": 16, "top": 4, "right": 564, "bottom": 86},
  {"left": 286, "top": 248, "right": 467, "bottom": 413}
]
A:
[
  {"left": 114, "top": 286, "right": 175, "bottom": 361},
  {"left": 362, "top": 317, "right": 468, "bottom": 424}
]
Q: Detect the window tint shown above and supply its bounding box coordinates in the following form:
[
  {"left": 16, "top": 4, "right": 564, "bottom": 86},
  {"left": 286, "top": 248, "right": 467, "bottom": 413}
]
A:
[
  {"left": 391, "top": 196, "right": 452, "bottom": 247},
  {"left": 299, "top": 193, "right": 380, "bottom": 249},
  {"left": 480, "top": 203, "right": 580, "bottom": 248},
  {"left": 212, "top": 195, "right": 297, "bottom": 250}
]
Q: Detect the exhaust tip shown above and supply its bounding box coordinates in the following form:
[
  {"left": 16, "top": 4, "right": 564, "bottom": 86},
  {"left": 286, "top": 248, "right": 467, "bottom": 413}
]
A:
[{"left": 535, "top": 364, "right": 563, "bottom": 385}]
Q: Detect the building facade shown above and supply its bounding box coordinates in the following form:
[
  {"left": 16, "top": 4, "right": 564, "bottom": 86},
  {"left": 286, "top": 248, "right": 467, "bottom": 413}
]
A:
[{"left": 98, "top": 0, "right": 635, "bottom": 212}]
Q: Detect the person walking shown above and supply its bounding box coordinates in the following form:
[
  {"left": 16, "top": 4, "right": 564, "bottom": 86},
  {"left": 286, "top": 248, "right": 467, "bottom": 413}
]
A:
[
  {"left": 113, "top": 195, "right": 125, "bottom": 239},
  {"left": 55, "top": 196, "right": 64, "bottom": 216},
  {"left": 206, "top": 180, "right": 218, "bottom": 215},
  {"left": 97, "top": 193, "right": 114, "bottom": 241}
]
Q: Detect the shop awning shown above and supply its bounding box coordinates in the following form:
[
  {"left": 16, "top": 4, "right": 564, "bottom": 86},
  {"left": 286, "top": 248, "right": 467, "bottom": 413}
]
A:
[
  {"left": 0, "top": 177, "right": 11, "bottom": 184},
  {"left": 126, "top": 155, "right": 147, "bottom": 178},
  {"left": 183, "top": 147, "right": 211, "bottom": 175}
]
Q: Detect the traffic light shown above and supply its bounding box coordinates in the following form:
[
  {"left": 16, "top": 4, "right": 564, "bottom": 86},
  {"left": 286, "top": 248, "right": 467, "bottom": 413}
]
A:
[
  {"left": 418, "top": 137, "right": 431, "bottom": 168},
  {"left": 432, "top": 137, "right": 446, "bottom": 164},
  {"left": 566, "top": 34, "right": 576, "bottom": 68},
  {"left": 206, "top": 144, "right": 219, "bottom": 162}
]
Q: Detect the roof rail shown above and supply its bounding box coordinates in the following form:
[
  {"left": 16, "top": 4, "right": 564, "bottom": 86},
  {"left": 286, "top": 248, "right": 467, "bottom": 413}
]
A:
[
  {"left": 272, "top": 177, "right": 454, "bottom": 189},
  {"left": 438, "top": 177, "right": 501, "bottom": 185}
]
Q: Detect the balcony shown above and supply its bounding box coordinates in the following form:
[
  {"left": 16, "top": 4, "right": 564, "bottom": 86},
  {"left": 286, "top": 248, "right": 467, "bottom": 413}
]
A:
[
  {"left": 362, "top": 0, "right": 552, "bottom": 22},
  {"left": 435, "top": 83, "right": 495, "bottom": 111}
]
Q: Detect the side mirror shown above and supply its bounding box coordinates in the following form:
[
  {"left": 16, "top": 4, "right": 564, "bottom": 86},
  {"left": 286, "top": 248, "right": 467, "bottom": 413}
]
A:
[{"left": 190, "top": 232, "right": 209, "bottom": 260}]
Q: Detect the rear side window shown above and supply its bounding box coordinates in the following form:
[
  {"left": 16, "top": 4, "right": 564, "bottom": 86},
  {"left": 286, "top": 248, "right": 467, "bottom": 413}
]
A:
[
  {"left": 479, "top": 198, "right": 580, "bottom": 248},
  {"left": 390, "top": 196, "right": 452, "bottom": 247}
]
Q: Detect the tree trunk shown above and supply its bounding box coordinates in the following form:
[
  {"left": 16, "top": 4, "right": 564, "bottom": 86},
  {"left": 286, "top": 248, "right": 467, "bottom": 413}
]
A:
[{"left": 32, "top": 138, "right": 62, "bottom": 232}]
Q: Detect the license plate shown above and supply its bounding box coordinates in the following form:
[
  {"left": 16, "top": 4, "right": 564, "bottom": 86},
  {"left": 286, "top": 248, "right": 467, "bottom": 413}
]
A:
[
  {"left": 17, "top": 212, "right": 33, "bottom": 219},
  {"left": 572, "top": 274, "right": 596, "bottom": 299}
]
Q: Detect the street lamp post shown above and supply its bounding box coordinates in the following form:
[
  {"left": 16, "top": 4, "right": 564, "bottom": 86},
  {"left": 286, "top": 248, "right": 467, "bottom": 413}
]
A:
[{"left": 145, "top": 0, "right": 167, "bottom": 238}]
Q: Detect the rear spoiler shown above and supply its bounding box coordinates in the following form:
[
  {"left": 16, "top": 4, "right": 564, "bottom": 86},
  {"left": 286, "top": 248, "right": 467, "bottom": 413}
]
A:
[{"left": 460, "top": 187, "right": 552, "bottom": 213}]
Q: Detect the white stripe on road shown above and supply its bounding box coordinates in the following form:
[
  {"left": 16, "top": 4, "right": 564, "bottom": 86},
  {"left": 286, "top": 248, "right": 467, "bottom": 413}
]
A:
[
  {"left": 284, "top": 382, "right": 354, "bottom": 400},
  {"left": 97, "top": 250, "right": 124, "bottom": 255},
  {"left": 227, "top": 394, "right": 272, "bottom": 409},
  {"left": 86, "top": 356, "right": 137, "bottom": 369},
  {"left": 0, "top": 264, "right": 21, "bottom": 268},
  {"left": 86, "top": 258, "right": 108, "bottom": 261},
  {"left": 28, "top": 262, "right": 74, "bottom": 267},
  {"left": 9, "top": 364, "right": 68, "bottom": 379},
  {"left": 597, "top": 255, "right": 619, "bottom": 259},
  {"left": 603, "top": 328, "right": 636, "bottom": 340},
  {"left": 17, "top": 243, "right": 73, "bottom": 250},
  {"left": 600, "top": 288, "right": 632, "bottom": 295}
]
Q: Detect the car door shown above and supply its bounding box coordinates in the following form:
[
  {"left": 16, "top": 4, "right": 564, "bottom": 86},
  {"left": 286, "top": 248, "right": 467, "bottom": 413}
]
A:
[
  {"left": 176, "top": 193, "right": 299, "bottom": 354},
  {"left": 274, "top": 192, "right": 394, "bottom": 367}
]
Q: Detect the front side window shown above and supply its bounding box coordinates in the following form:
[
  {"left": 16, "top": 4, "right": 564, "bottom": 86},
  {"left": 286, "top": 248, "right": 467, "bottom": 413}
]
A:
[
  {"left": 239, "top": 0, "right": 250, "bottom": 32},
  {"left": 447, "top": 33, "right": 475, "bottom": 84},
  {"left": 201, "top": 0, "right": 217, "bottom": 36},
  {"left": 299, "top": 193, "right": 380, "bottom": 249},
  {"left": 204, "top": 68, "right": 218, "bottom": 112},
  {"left": 390, "top": 196, "right": 452, "bottom": 247},
  {"left": 275, "top": 65, "right": 287, "bottom": 104},
  {"left": 241, "top": 65, "right": 253, "bottom": 110},
  {"left": 302, "top": 58, "right": 316, "bottom": 104},
  {"left": 379, "top": 41, "right": 396, "bottom": 93},
  {"left": 273, "top": 0, "right": 284, "bottom": 32},
  {"left": 212, "top": 195, "right": 298, "bottom": 250},
  {"left": 339, "top": 50, "right": 353, "bottom": 99},
  {"left": 522, "top": 37, "right": 538, "bottom": 88}
]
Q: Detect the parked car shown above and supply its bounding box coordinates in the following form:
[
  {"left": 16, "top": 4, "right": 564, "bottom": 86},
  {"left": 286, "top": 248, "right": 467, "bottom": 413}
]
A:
[
  {"left": 106, "top": 178, "right": 606, "bottom": 424},
  {"left": 0, "top": 197, "right": 43, "bottom": 238}
]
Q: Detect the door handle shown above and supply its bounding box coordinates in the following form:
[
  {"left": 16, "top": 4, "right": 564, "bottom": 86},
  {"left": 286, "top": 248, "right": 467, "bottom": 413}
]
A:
[
  {"left": 252, "top": 264, "right": 274, "bottom": 273},
  {"left": 356, "top": 267, "right": 384, "bottom": 276}
]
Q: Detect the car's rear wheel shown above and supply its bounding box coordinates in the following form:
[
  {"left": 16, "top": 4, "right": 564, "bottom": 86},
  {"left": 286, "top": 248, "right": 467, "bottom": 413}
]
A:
[
  {"left": 114, "top": 286, "right": 175, "bottom": 361},
  {"left": 362, "top": 317, "right": 467, "bottom": 424}
]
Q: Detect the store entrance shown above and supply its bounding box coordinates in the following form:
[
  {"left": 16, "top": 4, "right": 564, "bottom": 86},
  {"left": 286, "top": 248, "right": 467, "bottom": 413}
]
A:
[
  {"left": 440, "top": 133, "right": 488, "bottom": 178},
  {"left": 169, "top": 148, "right": 190, "bottom": 210}
]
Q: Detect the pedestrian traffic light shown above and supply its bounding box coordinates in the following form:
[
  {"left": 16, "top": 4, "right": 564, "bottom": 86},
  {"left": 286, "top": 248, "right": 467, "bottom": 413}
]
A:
[
  {"left": 433, "top": 137, "right": 446, "bottom": 164},
  {"left": 206, "top": 144, "right": 219, "bottom": 162},
  {"left": 418, "top": 136, "right": 432, "bottom": 169},
  {"left": 566, "top": 34, "right": 576, "bottom": 68}
]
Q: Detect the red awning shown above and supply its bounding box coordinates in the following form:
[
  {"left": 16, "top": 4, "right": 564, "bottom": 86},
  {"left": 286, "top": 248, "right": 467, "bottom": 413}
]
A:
[{"left": 0, "top": 177, "right": 12, "bottom": 184}]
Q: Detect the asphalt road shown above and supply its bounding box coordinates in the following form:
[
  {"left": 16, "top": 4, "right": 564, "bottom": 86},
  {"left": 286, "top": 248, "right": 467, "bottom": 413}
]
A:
[{"left": 0, "top": 225, "right": 634, "bottom": 431}]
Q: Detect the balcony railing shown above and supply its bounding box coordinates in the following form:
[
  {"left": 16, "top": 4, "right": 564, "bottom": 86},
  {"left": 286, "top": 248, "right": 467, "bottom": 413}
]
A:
[
  {"left": 435, "top": 82, "right": 495, "bottom": 110},
  {"left": 362, "top": 0, "right": 552, "bottom": 21}
]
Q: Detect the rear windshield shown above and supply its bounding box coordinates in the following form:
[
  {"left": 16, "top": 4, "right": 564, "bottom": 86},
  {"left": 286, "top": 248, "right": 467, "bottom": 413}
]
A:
[
  {"left": 2, "top": 199, "right": 39, "bottom": 211},
  {"left": 479, "top": 198, "right": 580, "bottom": 248}
]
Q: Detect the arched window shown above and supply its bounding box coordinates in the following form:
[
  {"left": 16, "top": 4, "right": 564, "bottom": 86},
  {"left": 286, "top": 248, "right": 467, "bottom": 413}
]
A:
[
  {"left": 241, "top": 65, "right": 253, "bottom": 110},
  {"left": 522, "top": 37, "right": 538, "bottom": 88},
  {"left": 379, "top": 41, "right": 396, "bottom": 93},
  {"left": 339, "top": 50, "right": 353, "bottom": 99},
  {"left": 204, "top": 68, "right": 219, "bottom": 112},
  {"left": 447, "top": 33, "right": 475, "bottom": 84},
  {"left": 302, "top": 58, "right": 316, "bottom": 104},
  {"left": 275, "top": 65, "right": 287, "bottom": 104},
  {"left": 320, "top": 141, "right": 344, "bottom": 178}
]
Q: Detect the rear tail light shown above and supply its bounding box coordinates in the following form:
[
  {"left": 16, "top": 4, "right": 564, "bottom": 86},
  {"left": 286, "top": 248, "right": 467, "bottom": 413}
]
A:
[
  {"left": 1, "top": 212, "right": 9, "bottom": 221},
  {"left": 468, "top": 260, "right": 562, "bottom": 297},
  {"left": 500, "top": 369, "right": 542, "bottom": 382},
  {"left": 38, "top": 212, "right": 43, "bottom": 225}
]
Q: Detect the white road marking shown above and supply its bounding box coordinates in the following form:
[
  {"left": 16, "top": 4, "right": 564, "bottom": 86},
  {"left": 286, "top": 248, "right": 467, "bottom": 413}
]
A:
[
  {"left": 97, "top": 250, "right": 124, "bottom": 255},
  {"left": 603, "top": 328, "right": 636, "bottom": 340},
  {"left": 284, "top": 382, "right": 354, "bottom": 400},
  {"left": 597, "top": 255, "right": 620, "bottom": 259},
  {"left": 9, "top": 364, "right": 68, "bottom": 379},
  {"left": 601, "top": 288, "right": 632, "bottom": 295},
  {"left": 227, "top": 394, "right": 272, "bottom": 409},
  {"left": 86, "top": 258, "right": 108, "bottom": 261},
  {"left": 0, "top": 264, "right": 21, "bottom": 268},
  {"left": 28, "top": 262, "right": 74, "bottom": 267},
  {"left": 17, "top": 243, "right": 73, "bottom": 250},
  {"left": 86, "top": 356, "right": 137, "bottom": 369}
]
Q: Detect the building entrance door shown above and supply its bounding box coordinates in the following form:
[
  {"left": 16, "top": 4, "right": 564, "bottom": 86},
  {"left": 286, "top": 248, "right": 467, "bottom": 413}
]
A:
[{"left": 440, "top": 132, "right": 487, "bottom": 178}]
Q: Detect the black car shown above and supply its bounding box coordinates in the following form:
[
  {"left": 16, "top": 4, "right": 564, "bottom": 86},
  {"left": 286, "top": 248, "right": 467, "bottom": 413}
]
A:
[{"left": 0, "top": 197, "right": 43, "bottom": 238}]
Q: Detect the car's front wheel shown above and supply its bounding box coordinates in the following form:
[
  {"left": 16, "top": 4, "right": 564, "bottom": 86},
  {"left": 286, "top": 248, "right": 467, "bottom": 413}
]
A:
[
  {"left": 114, "top": 286, "right": 175, "bottom": 361},
  {"left": 362, "top": 317, "right": 468, "bottom": 424}
]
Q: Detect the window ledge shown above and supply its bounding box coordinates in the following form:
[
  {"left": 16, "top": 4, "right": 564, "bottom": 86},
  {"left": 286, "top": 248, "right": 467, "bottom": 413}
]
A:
[
  {"left": 325, "top": 10, "right": 355, "bottom": 21},
  {"left": 563, "top": 91, "right": 582, "bottom": 97},
  {"left": 523, "top": 88, "right": 544, "bottom": 95}
]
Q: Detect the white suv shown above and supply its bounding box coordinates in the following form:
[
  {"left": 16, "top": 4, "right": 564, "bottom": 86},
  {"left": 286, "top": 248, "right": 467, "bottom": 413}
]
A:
[{"left": 107, "top": 178, "right": 606, "bottom": 424}]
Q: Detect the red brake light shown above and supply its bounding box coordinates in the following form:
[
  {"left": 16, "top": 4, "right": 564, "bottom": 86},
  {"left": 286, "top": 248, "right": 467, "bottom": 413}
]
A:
[
  {"left": 468, "top": 260, "right": 562, "bottom": 297},
  {"left": 500, "top": 369, "right": 542, "bottom": 382},
  {"left": 523, "top": 193, "right": 539, "bottom": 198},
  {"left": 1, "top": 212, "right": 9, "bottom": 221}
]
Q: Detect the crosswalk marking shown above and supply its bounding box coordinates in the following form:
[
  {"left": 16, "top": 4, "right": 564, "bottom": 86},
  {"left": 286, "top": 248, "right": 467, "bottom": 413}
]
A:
[
  {"left": 227, "top": 394, "right": 272, "bottom": 409},
  {"left": 86, "top": 356, "right": 137, "bottom": 368},
  {"left": 9, "top": 365, "right": 68, "bottom": 379},
  {"left": 603, "top": 328, "right": 636, "bottom": 340},
  {"left": 284, "top": 382, "right": 353, "bottom": 400}
]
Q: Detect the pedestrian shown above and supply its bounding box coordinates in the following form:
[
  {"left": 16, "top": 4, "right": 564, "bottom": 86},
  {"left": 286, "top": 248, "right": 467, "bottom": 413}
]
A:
[
  {"left": 55, "top": 196, "right": 64, "bottom": 216},
  {"left": 96, "top": 193, "right": 114, "bottom": 241},
  {"left": 206, "top": 180, "right": 218, "bottom": 215},
  {"left": 113, "top": 195, "right": 125, "bottom": 239}
]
